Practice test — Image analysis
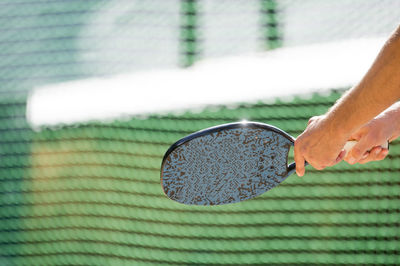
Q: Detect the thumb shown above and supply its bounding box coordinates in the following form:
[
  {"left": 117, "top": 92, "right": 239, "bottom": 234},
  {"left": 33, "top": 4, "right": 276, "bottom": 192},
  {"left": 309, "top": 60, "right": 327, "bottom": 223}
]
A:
[{"left": 348, "top": 138, "right": 371, "bottom": 164}]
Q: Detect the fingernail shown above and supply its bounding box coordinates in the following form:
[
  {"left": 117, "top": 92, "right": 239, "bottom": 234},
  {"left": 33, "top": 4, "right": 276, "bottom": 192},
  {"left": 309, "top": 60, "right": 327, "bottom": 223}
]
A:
[
  {"left": 374, "top": 148, "right": 382, "bottom": 155},
  {"left": 362, "top": 153, "right": 369, "bottom": 159},
  {"left": 296, "top": 171, "right": 303, "bottom": 177}
]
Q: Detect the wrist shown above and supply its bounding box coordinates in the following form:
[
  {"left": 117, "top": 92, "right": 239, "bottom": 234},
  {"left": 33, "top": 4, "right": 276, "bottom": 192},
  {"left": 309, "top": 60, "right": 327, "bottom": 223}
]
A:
[
  {"left": 323, "top": 88, "right": 370, "bottom": 141},
  {"left": 318, "top": 112, "right": 351, "bottom": 144},
  {"left": 379, "top": 102, "right": 400, "bottom": 142},
  {"left": 389, "top": 110, "right": 400, "bottom": 142},
  {"left": 323, "top": 109, "right": 354, "bottom": 142}
]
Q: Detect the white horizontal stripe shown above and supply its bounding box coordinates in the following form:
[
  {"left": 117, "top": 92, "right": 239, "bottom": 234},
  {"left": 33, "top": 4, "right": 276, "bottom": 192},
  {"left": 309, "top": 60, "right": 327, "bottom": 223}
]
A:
[{"left": 27, "top": 37, "right": 385, "bottom": 129}]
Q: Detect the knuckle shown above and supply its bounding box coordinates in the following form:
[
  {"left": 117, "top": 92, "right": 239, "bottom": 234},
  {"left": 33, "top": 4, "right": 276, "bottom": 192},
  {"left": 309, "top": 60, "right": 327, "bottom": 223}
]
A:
[{"left": 308, "top": 116, "right": 320, "bottom": 124}]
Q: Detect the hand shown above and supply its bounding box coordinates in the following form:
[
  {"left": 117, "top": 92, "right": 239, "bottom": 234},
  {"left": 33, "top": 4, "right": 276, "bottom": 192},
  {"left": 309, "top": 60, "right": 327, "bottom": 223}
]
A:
[
  {"left": 344, "top": 112, "right": 396, "bottom": 164},
  {"left": 345, "top": 145, "right": 388, "bottom": 164},
  {"left": 294, "top": 115, "right": 349, "bottom": 176}
]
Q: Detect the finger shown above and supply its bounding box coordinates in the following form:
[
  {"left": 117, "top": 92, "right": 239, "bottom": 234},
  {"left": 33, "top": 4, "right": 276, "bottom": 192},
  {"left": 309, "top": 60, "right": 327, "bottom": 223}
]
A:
[
  {"left": 358, "top": 147, "right": 388, "bottom": 164},
  {"left": 344, "top": 146, "right": 360, "bottom": 163},
  {"left": 294, "top": 143, "right": 306, "bottom": 177},
  {"left": 343, "top": 149, "right": 351, "bottom": 161},
  {"left": 348, "top": 138, "right": 372, "bottom": 164},
  {"left": 357, "top": 150, "right": 377, "bottom": 164},
  {"left": 358, "top": 147, "right": 380, "bottom": 164},
  {"left": 335, "top": 150, "right": 346, "bottom": 164},
  {"left": 379, "top": 148, "right": 389, "bottom": 160},
  {"left": 344, "top": 151, "right": 367, "bottom": 163}
]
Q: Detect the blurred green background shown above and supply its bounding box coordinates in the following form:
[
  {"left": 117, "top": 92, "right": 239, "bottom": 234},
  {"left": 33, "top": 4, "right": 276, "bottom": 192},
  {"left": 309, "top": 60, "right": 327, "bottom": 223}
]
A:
[{"left": 1, "top": 1, "right": 399, "bottom": 265}]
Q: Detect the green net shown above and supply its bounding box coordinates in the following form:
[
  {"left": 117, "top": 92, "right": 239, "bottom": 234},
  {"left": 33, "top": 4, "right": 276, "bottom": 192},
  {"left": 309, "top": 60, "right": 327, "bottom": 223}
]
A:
[
  {"left": 1, "top": 0, "right": 399, "bottom": 265},
  {"left": 2, "top": 91, "right": 400, "bottom": 265}
]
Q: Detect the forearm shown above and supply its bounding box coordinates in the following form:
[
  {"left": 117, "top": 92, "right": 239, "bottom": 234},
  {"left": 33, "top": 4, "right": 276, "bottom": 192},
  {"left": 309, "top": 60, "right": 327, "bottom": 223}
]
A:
[
  {"left": 325, "top": 25, "right": 400, "bottom": 138},
  {"left": 293, "top": 25, "right": 400, "bottom": 175}
]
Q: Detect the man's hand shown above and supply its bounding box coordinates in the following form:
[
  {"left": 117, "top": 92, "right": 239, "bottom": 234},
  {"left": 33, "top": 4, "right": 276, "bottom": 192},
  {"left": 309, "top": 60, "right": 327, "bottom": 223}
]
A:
[
  {"left": 293, "top": 25, "right": 400, "bottom": 176},
  {"left": 294, "top": 115, "right": 348, "bottom": 177},
  {"left": 344, "top": 102, "right": 400, "bottom": 164}
]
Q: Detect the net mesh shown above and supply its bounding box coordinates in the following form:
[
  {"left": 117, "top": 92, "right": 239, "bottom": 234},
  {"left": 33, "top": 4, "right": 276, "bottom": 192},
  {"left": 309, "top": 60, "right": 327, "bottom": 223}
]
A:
[
  {"left": 1, "top": 0, "right": 399, "bottom": 265},
  {"left": 279, "top": 0, "right": 400, "bottom": 46}
]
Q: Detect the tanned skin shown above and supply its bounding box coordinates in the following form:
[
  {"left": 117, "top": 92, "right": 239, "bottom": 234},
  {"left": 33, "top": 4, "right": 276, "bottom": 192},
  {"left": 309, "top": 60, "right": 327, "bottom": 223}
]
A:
[{"left": 294, "top": 24, "right": 400, "bottom": 176}]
